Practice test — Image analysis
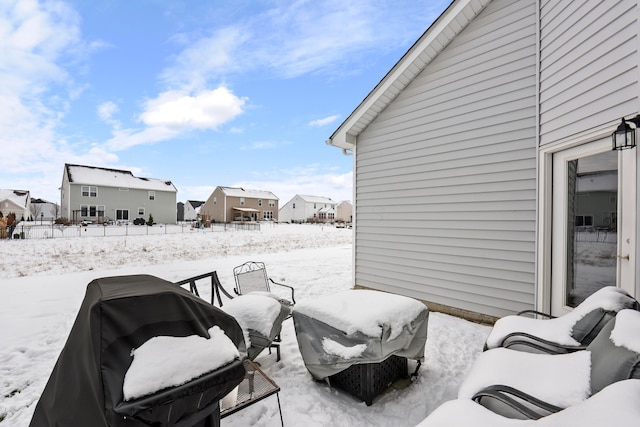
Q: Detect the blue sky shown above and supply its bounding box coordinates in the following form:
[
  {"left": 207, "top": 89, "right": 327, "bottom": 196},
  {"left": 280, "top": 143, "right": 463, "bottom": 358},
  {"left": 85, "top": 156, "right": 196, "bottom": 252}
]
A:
[{"left": 1, "top": 0, "right": 450, "bottom": 205}]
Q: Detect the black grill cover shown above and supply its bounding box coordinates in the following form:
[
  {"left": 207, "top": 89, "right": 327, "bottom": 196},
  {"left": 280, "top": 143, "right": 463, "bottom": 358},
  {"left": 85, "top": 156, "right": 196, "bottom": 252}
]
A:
[{"left": 30, "top": 274, "right": 247, "bottom": 427}]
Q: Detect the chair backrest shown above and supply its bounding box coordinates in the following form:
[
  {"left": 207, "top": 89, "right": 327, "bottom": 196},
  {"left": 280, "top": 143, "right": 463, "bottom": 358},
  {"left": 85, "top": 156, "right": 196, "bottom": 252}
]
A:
[
  {"left": 587, "top": 309, "right": 640, "bottom": 394},
  {"left": 234, "top": 262, "right": 271, "bottom": 295}
]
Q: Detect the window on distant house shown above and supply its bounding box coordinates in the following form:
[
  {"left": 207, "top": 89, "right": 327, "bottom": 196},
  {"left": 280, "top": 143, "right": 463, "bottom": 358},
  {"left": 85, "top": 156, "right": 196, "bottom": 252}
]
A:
[
  {"left": 89, "top": 206, "right": 96, "bottom": 217},
  {"left": 263, "top": 211, "right": 273, "bottom": 220},
  {"left": 97, "top": 206, "right": 105, "bottom": 218},
  {"left": 240, "top": 197, "right": 245, "bottom": 206},
  {"left": 82, "top": 186, "right": 97, "bottom": 197},
  {"left": 148, "top": 191, "right": 155, "bottom": 201},
  {"left": 292, "top": 203, "right": 295, "bottom": 209},
  {"left": 116, "top": 209, "right": 129, "bottom": 220},
  {"left": 213, "top": 197, "right": 217, "bottom": 204},
  {"left": 258, "top": 199, "right": 263, "bottom": 206},
  {"left": 81, "top": 205, "right": 88, "bottom": 216},
  {"left": 138, "top": 207, "right": 145, "bottom": 216},
  {"left": 269, "top": 199, "right": 275, "bottom": 207}
]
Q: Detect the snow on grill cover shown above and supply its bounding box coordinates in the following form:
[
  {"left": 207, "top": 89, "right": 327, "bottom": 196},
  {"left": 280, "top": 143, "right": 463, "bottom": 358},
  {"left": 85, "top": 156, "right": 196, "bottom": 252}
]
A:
[{"left": 30, "top": 274, "right": 246, "bottom": 427}]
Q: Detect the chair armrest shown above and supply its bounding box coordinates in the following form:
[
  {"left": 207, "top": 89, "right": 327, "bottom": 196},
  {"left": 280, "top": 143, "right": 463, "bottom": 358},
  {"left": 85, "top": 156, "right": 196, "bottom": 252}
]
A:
[
  {"left": 499, "top": 332, "right": 586, "bottom": 354},
  {"left": 472, "top": 384, "right": 563, "bottom": 420},
  {"left": 268, "top": 278, "right": 296, "bottom": 304},
  {"left": 517, "top": 309, "right": 556, "bottom": 319}
]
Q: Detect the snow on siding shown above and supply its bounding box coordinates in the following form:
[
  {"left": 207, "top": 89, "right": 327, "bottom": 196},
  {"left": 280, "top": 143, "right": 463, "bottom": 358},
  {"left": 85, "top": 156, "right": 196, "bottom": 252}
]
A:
[{"left": 353, "top": 0, "right": 538, "bottom": 318}]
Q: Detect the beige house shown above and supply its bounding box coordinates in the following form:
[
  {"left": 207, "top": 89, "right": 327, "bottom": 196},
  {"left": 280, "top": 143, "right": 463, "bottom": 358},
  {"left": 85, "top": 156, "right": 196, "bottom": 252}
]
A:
[
  {"left": 200, "top": 187, "right": 279, "bottom": 223},
  {"left": 336, "top": 200, "right": 353, "bottom": 223}
]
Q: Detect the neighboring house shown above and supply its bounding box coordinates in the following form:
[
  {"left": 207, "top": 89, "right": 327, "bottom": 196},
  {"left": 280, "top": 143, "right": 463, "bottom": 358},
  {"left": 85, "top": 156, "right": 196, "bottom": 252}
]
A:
[
  {"left": 279, "top": 195, "right": 337, "bottom": 223},
  {"left": 327, "top": 0, "right": 639, "bottom": 322},
  {"left": 0, "top": 189, "right": 30, "bottom": 221},
  {"left": 336, "top": 201, "right": 353, "bottom": 223},
  {"left": 60, "top": 164, "right": 178, "bottom": 224},
  {"left": 200, "top": 187, "right": 279, "bottom": 223},
  {"left": 30, "top": 198, "right": 59, "bottom": 221},
  {"left": 184, "top": 200, "right": 205, "bottom": 222}
]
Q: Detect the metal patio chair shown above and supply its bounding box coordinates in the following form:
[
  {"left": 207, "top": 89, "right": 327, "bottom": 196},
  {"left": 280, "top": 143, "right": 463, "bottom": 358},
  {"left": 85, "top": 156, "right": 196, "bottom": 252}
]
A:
[{"left": 233, "top": 261, "right": 296, "bottom": 308}]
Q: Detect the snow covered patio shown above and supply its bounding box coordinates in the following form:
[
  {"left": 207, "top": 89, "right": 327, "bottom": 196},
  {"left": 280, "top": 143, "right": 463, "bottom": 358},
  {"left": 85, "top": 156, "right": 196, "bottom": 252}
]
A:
[{"left": 0, "top": 224, "right": 490, "bottom": 426}]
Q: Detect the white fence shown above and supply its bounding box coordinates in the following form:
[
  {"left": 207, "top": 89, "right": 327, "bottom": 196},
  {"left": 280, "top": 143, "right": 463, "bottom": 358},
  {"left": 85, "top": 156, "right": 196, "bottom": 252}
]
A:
[{"left": 3, "top": 221, "right": 260, "bottom": 240}]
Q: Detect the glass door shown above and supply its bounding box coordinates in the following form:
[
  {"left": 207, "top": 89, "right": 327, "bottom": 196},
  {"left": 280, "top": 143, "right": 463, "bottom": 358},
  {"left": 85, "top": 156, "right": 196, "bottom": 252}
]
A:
[{"left": 551, "top": 138, "right": 635, "bottom": 315}]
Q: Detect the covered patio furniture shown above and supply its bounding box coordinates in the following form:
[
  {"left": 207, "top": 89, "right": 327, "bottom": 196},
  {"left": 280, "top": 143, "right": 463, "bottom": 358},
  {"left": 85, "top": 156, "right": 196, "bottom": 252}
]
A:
[
  {"left": 458, "top": 309, "right": 640, "bottom": 420},
  {"left": 293, "top": 289, "right": 429, "bottom": 405},
  {"left": 30, "top": 274, "right": 246, "bottom": 427},
  {"left": 233, "top": 261, "right": 296, "bottom": 307},
  {"left": 484, "top": 286, "right": 639, "bottom": 354},
  {"left": 176, "top": 271, "right": 291, "bottom": 361},
  {"left": 416, "top": 379, "right": 640, "bottom": 427}
]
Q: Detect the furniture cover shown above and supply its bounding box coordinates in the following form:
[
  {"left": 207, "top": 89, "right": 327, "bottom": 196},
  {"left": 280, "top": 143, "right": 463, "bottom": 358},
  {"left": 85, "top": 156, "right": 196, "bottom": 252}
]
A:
[
  {"left": 292, "top": 289, "right": 428, "bottom": 380},
  {"left": 30, "top": 274, "right": 246, "bottom": 427}
]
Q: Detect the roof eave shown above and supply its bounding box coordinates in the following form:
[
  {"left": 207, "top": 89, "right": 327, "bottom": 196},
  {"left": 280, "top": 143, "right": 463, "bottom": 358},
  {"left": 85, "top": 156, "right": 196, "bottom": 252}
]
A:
[{"left": 326, "top": 0, "right": 490, "bottom": 151}]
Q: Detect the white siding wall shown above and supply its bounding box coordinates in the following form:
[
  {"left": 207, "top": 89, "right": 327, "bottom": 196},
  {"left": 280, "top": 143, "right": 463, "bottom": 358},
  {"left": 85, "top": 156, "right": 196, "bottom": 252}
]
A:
[
  {"left": 539, "top": 0, "right": 639, "bottom": 146},
  {"left": 354, "top": 0, "right": 538, "bottom": 317}
]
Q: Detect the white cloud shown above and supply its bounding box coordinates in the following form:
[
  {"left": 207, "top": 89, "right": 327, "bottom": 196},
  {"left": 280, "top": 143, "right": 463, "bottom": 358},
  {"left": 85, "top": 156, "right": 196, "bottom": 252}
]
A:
[
  {"left": 139, "top": 87, "right": 246, "bottom": 130},
  {"left": 232, "top": 167, "right": 353, "bottom": 206},
  {"left": 309, "top": 115, "right": 340, "bottom": 127},
  {"left": 97, "top": 101, "right": 119, "bottom": 121}
]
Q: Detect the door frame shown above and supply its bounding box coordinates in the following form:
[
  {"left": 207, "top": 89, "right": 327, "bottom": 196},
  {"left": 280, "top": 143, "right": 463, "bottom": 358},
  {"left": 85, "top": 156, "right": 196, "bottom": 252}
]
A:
[{"left": 537, "top": 133, "right": 637, "bottom": 315}]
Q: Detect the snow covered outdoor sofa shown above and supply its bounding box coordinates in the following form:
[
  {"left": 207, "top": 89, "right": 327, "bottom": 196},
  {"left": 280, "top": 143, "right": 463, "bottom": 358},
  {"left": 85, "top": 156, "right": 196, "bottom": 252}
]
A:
[
  {"left": 484, "top": 286, "right": 639, "bottom": 354},
  {"left": 292, "top": 289, "right": 429, "bottom": 405},
  {"left": 416, "top": 308, "right": 640, "bottom": 426}
]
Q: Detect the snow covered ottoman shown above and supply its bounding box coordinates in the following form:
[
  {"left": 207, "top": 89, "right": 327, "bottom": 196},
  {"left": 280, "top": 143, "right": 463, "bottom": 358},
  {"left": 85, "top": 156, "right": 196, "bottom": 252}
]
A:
[{"left": 292, "top": 289, "right": 429, "bottom": 405}]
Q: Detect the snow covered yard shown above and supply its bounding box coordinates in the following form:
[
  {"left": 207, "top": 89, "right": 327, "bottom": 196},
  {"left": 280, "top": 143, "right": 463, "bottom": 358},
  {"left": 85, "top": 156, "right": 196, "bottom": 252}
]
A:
[{"left": 0, "top": 224, "right": 490, "bottom": 426}]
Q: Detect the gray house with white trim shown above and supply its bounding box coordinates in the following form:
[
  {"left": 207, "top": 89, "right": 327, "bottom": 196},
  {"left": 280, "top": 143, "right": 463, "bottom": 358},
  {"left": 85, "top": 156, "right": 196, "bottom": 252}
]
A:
[
  {"left": 327, "top": 0, "right": 639, "bottom": 322},
  {"left": 61, "top": 164, "right": 178, "bottom": 225}
]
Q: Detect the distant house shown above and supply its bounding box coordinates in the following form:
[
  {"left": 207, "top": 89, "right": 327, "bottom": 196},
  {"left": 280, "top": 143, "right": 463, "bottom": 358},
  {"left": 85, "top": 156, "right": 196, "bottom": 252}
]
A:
[
  {"left": 279, "top": 195, "right": 337, "bottom": 223},
  {"left": 326, "top": 0, "right": 640, "bottom": 322},
  {"left": 200, "top": 187, "right": 278, "bottom": 223},
  {"left": 60, "top": 164, "right": 178, "bottom": 224},
  {"left": 184, "top": 200, "right": 205, "bottom": 222},
  {"left": 0, "top": 189, "right": 30, "bottom": 221},
  {"left": 336, "top": 201, "right": 353, "bottom": 223},
  {"left": 31, "top": 198, "right": 59, "bottom": 221}
]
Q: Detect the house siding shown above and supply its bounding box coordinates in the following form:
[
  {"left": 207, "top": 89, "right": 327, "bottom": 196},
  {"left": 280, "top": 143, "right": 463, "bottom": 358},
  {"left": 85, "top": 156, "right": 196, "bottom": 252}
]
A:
[
  {"left": 353, "top": 0, "right": 538, "bottom": 317},
  {"left": 539, "top": 0, "right": 639, "bottom": 146}
]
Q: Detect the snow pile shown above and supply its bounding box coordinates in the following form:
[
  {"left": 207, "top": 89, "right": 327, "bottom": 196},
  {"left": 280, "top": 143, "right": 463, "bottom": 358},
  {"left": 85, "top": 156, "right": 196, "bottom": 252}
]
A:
[
  {"left": 122, "top": 326, "right": 239, "bottom": 401},
  {"left": 221, "top": 294, "right": 282, "bottom": 346},
  {"left": 610, "top": 309, "right": 640, "bottom": 353},
  {"left": 458, "top": 348, "right": 592, "bottom": 408},
  {"left": 486, "top": 286, "right": 635, "bottom": 348},
  {"left": 295, "top": 289, "right": 427, "bottom": 340},
  {"left": 322, "top": 338, "right": 367, "bottom": 359}
]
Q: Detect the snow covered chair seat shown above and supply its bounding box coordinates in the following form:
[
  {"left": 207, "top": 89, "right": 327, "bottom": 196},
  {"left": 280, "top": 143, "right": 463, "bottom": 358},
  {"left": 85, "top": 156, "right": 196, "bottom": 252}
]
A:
[
  {"left": 176, "top": 271, "right": 291, "bottom": 362},
  {"left": 485, "top": 286, "right": 639, "bottom": 354},
  {"left": 292, "top": 289, "right": 429, "bottom": 405},
  {"left": 416, "top": 379, "right": 640, "bottom": 427},
  {"left": 221, "top": 293, "right": 292, "bottom": 361},
  {"left": 458, "top": 309, "right": 640, "bottom": 420}
]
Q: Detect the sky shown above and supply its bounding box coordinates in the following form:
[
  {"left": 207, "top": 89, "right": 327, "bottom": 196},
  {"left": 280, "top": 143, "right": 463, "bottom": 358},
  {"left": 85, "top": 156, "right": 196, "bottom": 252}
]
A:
[{"left": 0, "top": 0, "right": 452, "bottom": 206}]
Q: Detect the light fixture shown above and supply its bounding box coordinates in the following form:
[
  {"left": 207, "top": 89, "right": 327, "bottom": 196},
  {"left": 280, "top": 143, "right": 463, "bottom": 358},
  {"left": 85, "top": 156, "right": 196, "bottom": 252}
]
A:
[{"left": 612, "top": 115, "right": 640, "bottom": 151}]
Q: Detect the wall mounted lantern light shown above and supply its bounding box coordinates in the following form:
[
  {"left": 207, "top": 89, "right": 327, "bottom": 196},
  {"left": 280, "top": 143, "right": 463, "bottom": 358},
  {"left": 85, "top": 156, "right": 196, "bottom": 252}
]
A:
[{"left": 612, "top": 115, "right": 640, "bottom": 150}]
